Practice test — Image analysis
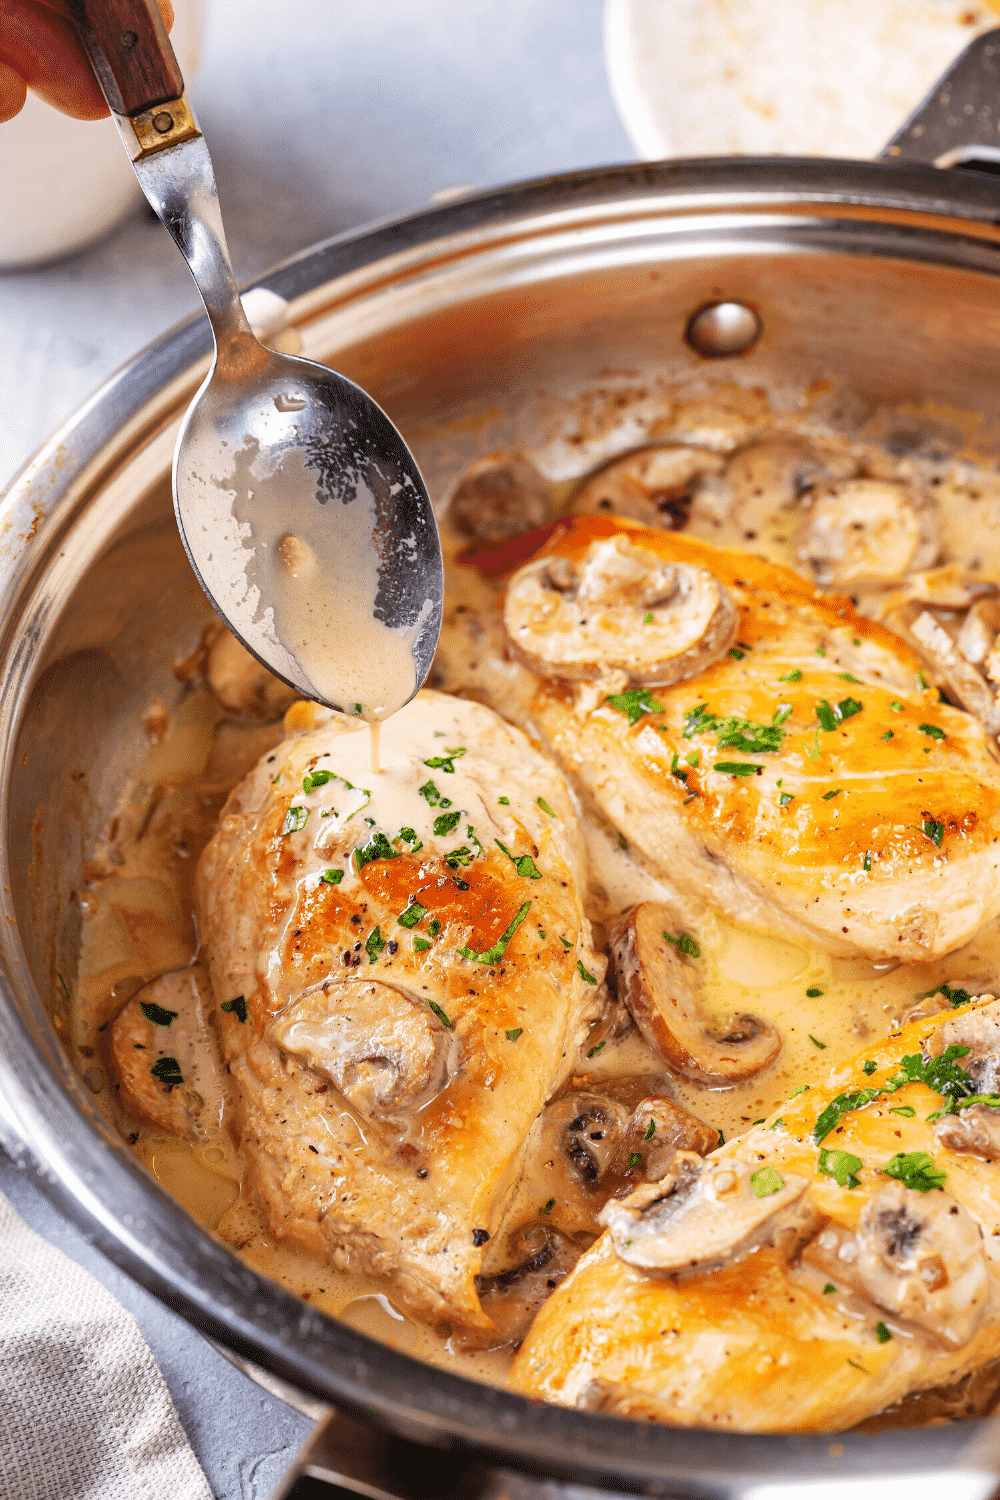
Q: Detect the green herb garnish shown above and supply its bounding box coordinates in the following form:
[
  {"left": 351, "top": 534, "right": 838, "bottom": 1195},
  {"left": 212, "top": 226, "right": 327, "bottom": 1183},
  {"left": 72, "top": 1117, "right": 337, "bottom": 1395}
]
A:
[
  {"left": 433, "top": 810, "right": 462, "bottom": 837},
  {"left": 537, "top": 796, "right": 555, "bottom": 816},
  {"left": 809, "top": 1034, "right": 827, "bottom": 1049},
  {"left": 428, "top": 919, "right": 442, "bottom": 937},
  {"left": 423, "top": 747, "right": 467, "bottom": 773},
  {"left": 587, "top": 1040, "right": 606, "bottom": 1058},
  {"left": 397, "top": 901, "right": 429, "bottom": 930},
  {"left": 663, "top": 930, "right": 700, "bottom": 958},
  {"left": 498, "top": 796, "right": 510, "bottom": 805},
  {"left": 918, "top": 723, "right": 945, "bottom": 740},
  {"left": 779, "top": 791, "right": 795, "bottom": 806},
  {"left": 427, "top": 999, "right": 452, "bottom": 1028},
  {"left": 818, "top": 1147, "right": 863, "bottom": 1189},
  {"left": 140, "top": 1002, "right": 177, "bottom": 1026},
  {"left": 605, "top": 688, "right": 665, "bottom": 725},
  {"left": 320, "top": 868, "right": 344, "bottom": 885},
  {"left": 889, "top": 1105, "right": 916, "bottom": 1117},
  {"left": 882, "top": 1150, "right": 947, "bottom": 1193},
  {"left": 875, "top": 1322, "right": 892, "bottom": 1344},
  {"left": 281, "top": 805, "right": 309, "bottom": 835},
  {"left": 715, "top": 761, "right": 763, "bottom": 776},
  {"left": 496, "top": 839, "right": 542, "bottom": 879},
  {"left": 923, "top": 818, "right": 945, "bottom": 847},
  {"left": 460, "top": 900, "right": 532, "bottom": 964},
  {"left": 150, "top": 1057, "right": 183, "bottom": 1091},
  {"left": 779, "top": 668, "right": 803, "bottom": 682},
  {"left": 413, "top": 937, "right": 432, "bottom": 952},
  {"left": 419, "top": 780, "right": 442, "bottom": 806},
  {"left": 577, "top": 960, "right": 597, "bottom": 984},
  {"left": 669, "top": 751, "right": 689, "bottom": 783},
  {"left": 750, "top": 1166, "right": 785, "bottom": 1197},
  {"left": 221, "top": 996, "right": 247, "bottom": 1024},
  {"left": 538, "top": 1198, "right": 556, "bottom": 1215},
  {"left": 505, "top": 1028, "right": 523, "bottom": 1042},
  {"left": 822, "top": 789, "right": 841, "bottom": 800},
  {"left": 863, "top": 850, "right": 872, "bottom": 872},
  {"left": 302, "top": 768, "right": 334, "bottom": 794},
  {"left": 644, "top": 1119, "right": 656, "bottom": 1140}
]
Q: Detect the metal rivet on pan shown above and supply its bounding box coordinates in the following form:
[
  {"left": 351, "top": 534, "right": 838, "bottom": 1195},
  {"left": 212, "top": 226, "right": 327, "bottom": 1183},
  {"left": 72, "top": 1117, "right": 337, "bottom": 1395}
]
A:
[
  {"left": 152, "top": 111, "right": 175, "bottom": 134},
  {"left": 686, "top": 301, "right": 763, "bottom": 358}
]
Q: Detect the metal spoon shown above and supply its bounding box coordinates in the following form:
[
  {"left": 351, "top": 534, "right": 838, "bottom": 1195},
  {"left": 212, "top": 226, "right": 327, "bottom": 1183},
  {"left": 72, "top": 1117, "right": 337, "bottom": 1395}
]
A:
[{"left": 66, "top": 0, "right": 442, "bottom": 724}]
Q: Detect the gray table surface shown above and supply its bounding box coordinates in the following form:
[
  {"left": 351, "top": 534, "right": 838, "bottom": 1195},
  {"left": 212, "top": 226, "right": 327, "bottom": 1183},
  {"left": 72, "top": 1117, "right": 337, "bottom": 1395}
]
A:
[{"left": 0, "top": 2, "right": 634, "bottom": 1494}]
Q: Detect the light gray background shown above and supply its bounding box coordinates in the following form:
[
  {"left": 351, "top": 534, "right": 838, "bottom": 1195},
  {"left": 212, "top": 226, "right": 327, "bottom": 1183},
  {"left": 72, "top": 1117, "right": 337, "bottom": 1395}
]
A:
[{"left": 0, "top": 2, "right": 634, "bottom": 1494}]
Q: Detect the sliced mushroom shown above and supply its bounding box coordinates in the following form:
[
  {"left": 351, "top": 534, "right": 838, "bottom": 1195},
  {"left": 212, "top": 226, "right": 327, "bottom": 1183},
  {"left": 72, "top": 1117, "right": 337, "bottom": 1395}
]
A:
[
  {"left": 880, "top": 602, "right": 1000, "bottom": 737},
  {"left": 503, "top": 536, "right": 738, "bottom": 686},
  {"left": 935, "top": 1105, "right": 1000, "bottom": 1161},
  {"left": 599, "top": 1151, "right": 816, "bottom": 1273},
  {"left": 111, "top": 962, "right": 225, "bottom": 1142},
  {"left": 447, "top": 453, "right": 551, "bottom": 542},
  {"left": 570, "top": 444, "right": 724, "bottom": 531},
  {"left": 461, "top": 1222, "right": 581, "bottom": 1350},
  {"left": 609, "top": 903, "right": 781, "bottom": 1084},
  {"left": 207, "top": 628, "right": 299, "bottom": 719},
  {"left": 602, "top": 1095, "right": 720, "bottom": 1197},
  {"left": 958, "top": 598, "right": 1000, "bottom": 668},
  {"left": 923, "top": 996, "right": 1000, "bottom": 1095},
  {"left": 723, "top": 437, "right": 857, "bottom": 540},
  {"left": 569, "top": 1071, "right": 679, "bottom": 1112},
  {"left": 268, "top": 980, "right": 462, "bottom": 1122},
  {"left": 802, "top": 1179, "right": 989, "bottom": 1347},
  {"left": 798, "top": 479, "right": 938, "bottom": 588}
]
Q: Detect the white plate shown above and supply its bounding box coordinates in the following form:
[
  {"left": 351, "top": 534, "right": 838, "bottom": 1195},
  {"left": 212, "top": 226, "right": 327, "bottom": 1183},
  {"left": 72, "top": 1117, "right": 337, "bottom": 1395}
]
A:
[{"left": 605, "top": 0, "right": 1000, "bottom": 161}]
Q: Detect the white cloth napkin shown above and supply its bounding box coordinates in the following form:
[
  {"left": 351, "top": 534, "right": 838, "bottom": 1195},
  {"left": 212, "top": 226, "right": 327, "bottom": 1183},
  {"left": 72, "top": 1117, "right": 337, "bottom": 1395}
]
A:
[{"left": 0, "top": 1190, "right": 213, "bottom": 1500}]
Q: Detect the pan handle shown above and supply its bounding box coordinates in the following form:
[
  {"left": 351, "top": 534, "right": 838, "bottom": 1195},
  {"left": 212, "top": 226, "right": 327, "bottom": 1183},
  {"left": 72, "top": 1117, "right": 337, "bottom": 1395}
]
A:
[{"left": 881, "top": 27, "right": 1000, "bottom": 169}]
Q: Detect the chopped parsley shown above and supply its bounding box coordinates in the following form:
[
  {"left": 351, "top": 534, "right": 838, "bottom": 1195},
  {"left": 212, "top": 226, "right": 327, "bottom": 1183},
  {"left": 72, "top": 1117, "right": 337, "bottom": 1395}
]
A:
[
  {"left": 918, "top": 723, "right": 946, "bottom": 740},
  {"left": 577, "top": 960, "right": 597, "bottom": 984},
  {"left": 750, "top": 1166, "right": 785, "bottom": 1197},
  {"left": 816, "top": 646, "right": 827, "bottom": 657},
  {"left": 822, "top": 789, "right": 841, "bottom": 800},
  {"left": 882, "top": 730, "right": 894, "bottom": 742},
  {"left": 839, "top": 673, "right": 861, "bottom": 683},
  {"left": 617, "top": 832, "right": 629, "bottom": 850},
  {"left": 587, "top": 1040, "right": 606, "bottom": 1058},
  {"left": 423, "top": 747, "right": 467, "bottom": 774},
  {"left": 809, "top": 1034, "right": 828, "bottom": 1049},
  {"left": 397, "top": 901, "right": 429, "bottom": 929},
  {"left": 643, "top": 611, "right": 653, "bottom": 625},
  {"left": 433, "top": 810, "right": 462, "bottom": 837},
  {"left": 320, "top": 868, "right": 344, "bottom": 885},
  {"left": 150, "top": 1057, "right": 183, "bottom": 1091},
  {"left": 460, "top": 900, "right": 532, "bottom": 964},
  {"left": 445, "top": 845, "right": 473, "bottom": 870},
  {"left": 918, "top": 671, "right": 929, "bottom": 690},
  {"left": 496, "top": 839, "right": 542, "bottom": 879},
  {"left": 605, "top": 688, "right": 665, "bottom": 725},
  {"left": 918, "top": 983, "right": 972, "bottom": 1008},
  {"left": 882, "top": 1150, "right": 947, "bottom": 1193},
  {"left": 538, "top": 1198, "right": 556, "bottom": 1216},
  {"left": 413, "top": 937, "right": 432, "bottom": 952},
  {"left": 365, "top": 926, "right": 385, "bottom": 964},
  {"left": 875, "top": 1322, "right": 892, "bottom": 1344},
  {"left": 814, "top": 1088, "right": 881, "bottom": 1142},
  {"left": 889, "top": 701, "right": 904, "bottom": 713},
  {"left": 663, "top": 930, "right": 700, "bottom": 958},
  {"left": 281, "top": 805, "right": 309, "bottom": 835},
  {"left": 627, "top": 1151, "right": 643, "bottom": 1169},
  {"left": 302, "top": 768, "right": 334, "bottom": 794},
  {"left": 140, "top": 1002, "right": 177, "bottom": 1026},
  {"left": 559, "top": 936, "right": 573, "bottom": 950},
  {"left": 779, "top": 791, "right": 795, "bottom": 806},
  {"left": 817, "top": 697, "right": 862, "bottom": 731},
  {"left": 428, "top": 999, "right": 453, "bottom": 1028},
  {"left": 684, "top": 704, "right": 790, "bottom": 754},
  {"left": 806, "top": 987, "right": 823, "bottom": 998},
  {"left": 823, "top": 1284, "right": 836, "bottom": 1295},
  {"left": 419, "top": 779, "right": 445, "bottom": 806},
  {"left": 715, "top": 761, "right": 763, "bottom": 776},
  {"left": 847, "top": 1359, "right": 868, "bottom": 1373},
  {"left": 863, "top": 1060, "right": 877, "bottom": 1075},
  {"left": 889, "top": 1105, "right": 916, "bottom": 1117},
  {"left": 221, "top": 996, "right": 247, "bottom": 1023},
  {"left": 644, "top": 1118, "right": 656, "bottom": 1140},
  {"left": 923, "top": 818, "right": 945, "bottom": 847},
  {"left": 863, "top": 851, "right": 872, "bottom": 872},
  {"left": 498, "top": 795, "right": 510, "bottom": 805},
  {"left": 779, "top": 668, "right": 802, "bottom": 682},
  {"left": 505, "top": 1028, "right": 523, "bottom": 1042},
  {"left": 537, "top": 796, "right": 556, "bottom": 816},
  {"left": 669, "top": 752, "right": 689, "bottom": 783},
  {"left": 355, "top": 830, "right": 399, "bottom": 869},
  {"left": 818, "top": 1147, "right": 862, "bottom": 1189},
  {"left": 428, "top": 919, "right": 442, "bottom": 937}
]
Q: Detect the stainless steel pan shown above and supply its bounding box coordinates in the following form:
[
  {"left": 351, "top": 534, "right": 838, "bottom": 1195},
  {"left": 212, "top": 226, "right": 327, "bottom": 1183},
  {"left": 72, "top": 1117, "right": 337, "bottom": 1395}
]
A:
[{"left": 5, "top": 32, "right": 1000, "bottom": 1500}]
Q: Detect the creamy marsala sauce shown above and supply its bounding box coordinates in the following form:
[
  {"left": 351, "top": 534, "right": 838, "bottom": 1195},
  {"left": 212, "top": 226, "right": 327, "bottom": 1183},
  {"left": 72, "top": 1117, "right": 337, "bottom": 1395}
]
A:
[{"left": 66, "top": 381, "right": 1000, "bottom": 1397}]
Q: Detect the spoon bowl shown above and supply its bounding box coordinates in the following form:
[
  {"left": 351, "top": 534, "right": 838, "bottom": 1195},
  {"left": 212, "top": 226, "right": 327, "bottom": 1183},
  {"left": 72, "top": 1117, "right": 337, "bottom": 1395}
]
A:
[{"left": 67, "top": 0, "right": 442, "bottom": 722}]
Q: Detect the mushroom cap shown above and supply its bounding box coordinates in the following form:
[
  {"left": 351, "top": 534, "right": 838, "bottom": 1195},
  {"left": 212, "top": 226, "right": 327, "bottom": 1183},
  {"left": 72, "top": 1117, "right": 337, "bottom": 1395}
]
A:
[
  {"left": 599, "top": 1152, "right": 815, "bottom": 1273},
  {"left": 924, "top": 997, "right": 1000, "bottom": 1095},
  {"left": 721, "top": 436, "right": 858, "bottom": 540},
  {"left": 570, "top": 444, "right": 723, "bottom": 530},
  {"left": 447, "top": 452, "right": 551, "bottom": 543},
  {"left": 503, "top": 535, "right": 738, "bottom": 686},
  {"left": 268, "top": 979, "right": 462, "bottom": 1121},
  {"left": 798, "top": 478, "right": 938, "bottom": 587},
  {"left": 207, "top": 628, "right": 299, "bottom": 718},
  {"left": 935, "top": 1104, "right": 1000, "bottom": 1161},
  {"left": 803, "top": 1179, "right": 989, "bottom": 1348},
  {"left": 608, "top": 902, "right": 781, "bottom": 1084}
]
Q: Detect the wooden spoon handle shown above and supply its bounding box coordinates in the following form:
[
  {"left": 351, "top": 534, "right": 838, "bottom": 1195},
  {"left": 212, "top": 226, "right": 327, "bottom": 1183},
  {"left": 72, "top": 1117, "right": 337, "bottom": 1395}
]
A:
[{"left": 64, "top": 0, "right": 183, "bottom": 118}]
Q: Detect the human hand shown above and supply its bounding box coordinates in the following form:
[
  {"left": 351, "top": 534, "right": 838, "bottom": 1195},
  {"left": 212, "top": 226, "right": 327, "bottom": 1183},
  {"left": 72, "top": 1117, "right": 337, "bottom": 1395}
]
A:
[{"left": 0, "top": 0, "right": 174, "bottom": 123}]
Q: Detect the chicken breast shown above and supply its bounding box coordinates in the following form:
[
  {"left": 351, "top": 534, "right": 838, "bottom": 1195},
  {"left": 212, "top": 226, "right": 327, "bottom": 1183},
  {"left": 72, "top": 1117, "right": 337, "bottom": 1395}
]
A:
[
  {"left": 510, "top": 995, "right": 1000, "bottom": 1431},
  {"left": 194, "top": 691, "right": 603, "bottom": 1328},
  {"left": 500, "top": 516, "right": 1000, "bottom": 960}
]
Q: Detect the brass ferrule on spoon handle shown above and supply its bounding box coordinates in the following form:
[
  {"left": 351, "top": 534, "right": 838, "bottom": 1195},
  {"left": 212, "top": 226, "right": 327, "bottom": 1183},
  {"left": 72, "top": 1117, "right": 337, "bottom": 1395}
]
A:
[{"left": 64, "top": 0, "right": 256, "bottom": 347}]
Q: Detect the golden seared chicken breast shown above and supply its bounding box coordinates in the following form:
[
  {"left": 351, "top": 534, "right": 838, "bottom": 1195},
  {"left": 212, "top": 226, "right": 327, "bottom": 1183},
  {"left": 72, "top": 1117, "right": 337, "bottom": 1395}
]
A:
[
  {"left": 500, "top": 516, "right": 1000, "bottom": 961},
  {"left": 193, "top": 691, "right": 604, "bottom": 1329},
  {"left": 511, "top": 995, "right": 1000, "bottom": 1431}
]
